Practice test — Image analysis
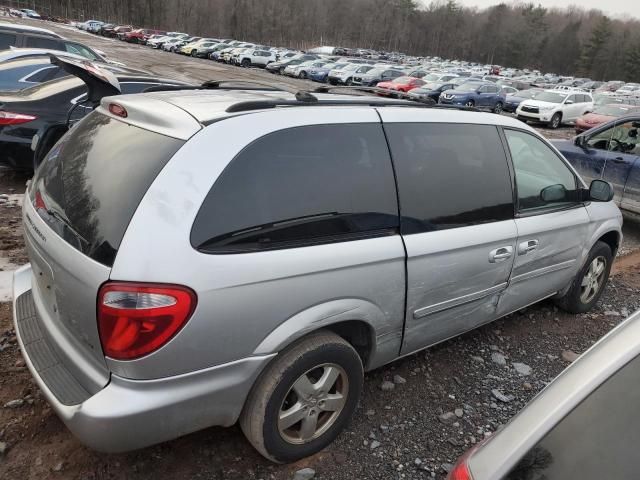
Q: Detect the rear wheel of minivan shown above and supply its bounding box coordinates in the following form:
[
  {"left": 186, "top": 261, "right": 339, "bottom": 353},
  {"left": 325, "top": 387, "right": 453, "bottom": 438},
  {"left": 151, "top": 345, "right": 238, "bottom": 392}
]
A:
[
  {"left": 240, "top": 331, "right": 363, "bottom": 463},
  {"left": 555, "top": 241, "right": 613, "bottom": 314}
]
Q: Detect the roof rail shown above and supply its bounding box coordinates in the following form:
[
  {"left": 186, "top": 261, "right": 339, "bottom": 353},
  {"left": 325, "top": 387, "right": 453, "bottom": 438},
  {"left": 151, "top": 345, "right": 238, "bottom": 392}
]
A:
[
  {"left": 143, "top": 78, "right": 318, "bottom": 102},
  {"left": 223, "top": 98, "right": 479, "bottom": 114}
]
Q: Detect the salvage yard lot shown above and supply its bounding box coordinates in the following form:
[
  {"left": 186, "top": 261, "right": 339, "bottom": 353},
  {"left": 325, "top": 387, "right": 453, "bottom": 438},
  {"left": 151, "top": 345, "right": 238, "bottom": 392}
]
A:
[{"left": 0, "top": 17, "right": 639, "bottom": 480}]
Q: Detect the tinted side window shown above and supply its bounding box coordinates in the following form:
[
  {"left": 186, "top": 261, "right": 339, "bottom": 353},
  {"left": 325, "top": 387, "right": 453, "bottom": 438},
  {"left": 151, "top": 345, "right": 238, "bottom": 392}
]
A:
[
  {"left": 505, "top": 129, "right": 578, "bottom": 211},
  {"left": 24, "top": 36, "right": 62, "bottom": 50},
  {"left": 24, "top": 67, "right": 58, "bottom": 83},
  {"left": 506, "top": 354, "right": 640, "bottom": 480},
  {"left": 0, "top": 32, "right": 16, "bottom": 49},
  {"left": 192, "top": 124, "right": 399, "bottom": 253},
  {"left": 385, "top": 123, "right": 514, "bottom": 233}
]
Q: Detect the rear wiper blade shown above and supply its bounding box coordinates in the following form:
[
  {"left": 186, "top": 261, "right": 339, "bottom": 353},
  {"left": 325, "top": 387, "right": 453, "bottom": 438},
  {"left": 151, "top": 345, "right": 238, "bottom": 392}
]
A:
[{"left": 44, "top": 208, "right": 89, "bottom": 247}]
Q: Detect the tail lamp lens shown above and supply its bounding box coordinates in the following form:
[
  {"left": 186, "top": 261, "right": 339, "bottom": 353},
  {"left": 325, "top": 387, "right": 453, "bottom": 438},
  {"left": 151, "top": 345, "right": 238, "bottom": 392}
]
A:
[
  {"left": 98, "top": 283, "right": 197, "bottom": 360},
  {"left": 448, "top": 461, "right": 473, "bottom": 480},
  {"left": 0, "top": 111, "right": 37, "bottom": 125}
]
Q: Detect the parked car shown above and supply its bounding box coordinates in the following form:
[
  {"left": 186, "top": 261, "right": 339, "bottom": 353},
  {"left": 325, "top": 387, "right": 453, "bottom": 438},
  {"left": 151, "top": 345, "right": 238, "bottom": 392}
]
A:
[
  {"left": 162, "top": 38, "right": 186, "bottom": 52},
  {"left": 307, "top": 62, "right": 341, "bottom": 83},
  {"left": 241, "top": 49, "right": 277, "bottom": 67},
  {"left": 553, "top": 116, "right": 640, "bottom": 212},
  {"left": 265, "top": 54, "right": 319, "bottom": 74},
  {"left": 0, "top": 21, "right": 61, "bottom": 49},
  {"left": 123, "top": 29, "right": 166, "bottom": 44},
  {"left": 575, "top": 104, "right": 640, "bottom": 133},
  {"left": 98, "top": 23, "right": 116, "bottom": 36},
  {"left": 12, "top": 85, "right": 620, "bottom": 464},
  {"left": 595, "top": 80, "right": 625, "bottom": 93},
  {"left": 616, "top": 83, "right": 640, "bottom": 96},
  {"left": 19, "top": 9, "right": 41, "bottom": 18},
  {"left": 328, "top": 64, "right": 373, "bottom": 85},
  {"left": 376, "top": 76, "right": 425, "bottom": 96},
  {"left": 503, "top": 88, "right": 543, "bottom": 113},
  {"left": 0, "top": 23, "right": 124, "bottom": 66},
  {"left": 284, "top": 60, "right": 330, "bottom": 79},
  {"left": 352, "top": 67, "right": 404, "bottom": 86},
  {"left": 447, "top": 308, "right": 640, "bottom": 480},
  {"left": 0, "top": 52, "right": 144, "bottom": 90},
  {"left": 406, "top": 81, "right": 456, "bottom": 103},
  {"left": 440, "top": 82, "right": 506, "bottom": 113},
  {"left": 114, "top": 26, "right": 133, "bottom": 40},
  {"left": 0, "top": 56, "right": 189, "bottom": 170},
  {"left": 517, "top": 90, "right": 593, "bottom": 129}
]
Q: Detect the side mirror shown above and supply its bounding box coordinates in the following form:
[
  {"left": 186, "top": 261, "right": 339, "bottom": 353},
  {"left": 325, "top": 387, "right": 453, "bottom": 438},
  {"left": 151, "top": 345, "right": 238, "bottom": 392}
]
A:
[
  {"left": 589, "top": 179, "right": 614, "bottom": 202},
  {"left": 575, "top": 135, "right": 587, "bottom": 148},
  {"left": 540, "top": 184, "right": 567, "bottom": 202},
  {"left": 565, "top": 100, "right": 574, "bottom": 105}
]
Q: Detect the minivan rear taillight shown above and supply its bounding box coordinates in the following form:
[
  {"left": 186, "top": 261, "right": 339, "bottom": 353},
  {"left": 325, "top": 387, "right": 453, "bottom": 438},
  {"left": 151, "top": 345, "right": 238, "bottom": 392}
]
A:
[
  {"left": 98, "top": 282, "right": 197, "bottom": 360},
  {"left": 0, "top": 111, "right": 37, "bottom": 125}
]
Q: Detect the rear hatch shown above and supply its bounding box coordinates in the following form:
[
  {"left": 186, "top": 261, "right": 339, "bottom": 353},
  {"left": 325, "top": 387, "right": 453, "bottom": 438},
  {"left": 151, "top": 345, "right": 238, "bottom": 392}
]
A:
[{"left": 25, "top": 110, "right": 185, "bottom": 392}]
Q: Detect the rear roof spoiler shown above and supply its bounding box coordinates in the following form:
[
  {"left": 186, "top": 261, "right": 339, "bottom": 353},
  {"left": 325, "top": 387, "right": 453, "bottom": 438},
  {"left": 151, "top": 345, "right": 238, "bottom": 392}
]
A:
[{"left": 50, "top": 54, "right": 121, "bottom": 104}]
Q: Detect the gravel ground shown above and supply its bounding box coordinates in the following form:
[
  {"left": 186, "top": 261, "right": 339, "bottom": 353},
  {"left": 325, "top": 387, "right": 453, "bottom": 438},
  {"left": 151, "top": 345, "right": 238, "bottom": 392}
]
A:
[{"left": 1, "top": 18, "right": 640, "bottom": 480}]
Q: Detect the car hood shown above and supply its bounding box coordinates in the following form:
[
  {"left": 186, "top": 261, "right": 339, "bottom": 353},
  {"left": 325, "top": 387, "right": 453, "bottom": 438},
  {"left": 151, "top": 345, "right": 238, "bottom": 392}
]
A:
[
  {"left": 520, "top": 100, "right": 559, "bottom": 108},
  {"left": 506, "top": 95, "right": 527, "bottom": 103},
  {"left": 50, "top": 54, "right": 120, "bottom": 104},
  {"left": 578, "top": 113, "right": 614, "bottom": 125},
  {"left": 442, "top": 89, "right": 472, "bottom": 96}
]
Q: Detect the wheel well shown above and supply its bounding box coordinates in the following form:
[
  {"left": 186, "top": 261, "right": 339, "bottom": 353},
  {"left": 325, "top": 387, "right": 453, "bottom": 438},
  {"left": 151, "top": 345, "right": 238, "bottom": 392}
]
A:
[
  {"left": 599, "top": 231, "right": 620, "bottom": 256},
  {"left": 323, "top": 320, "right": 374, "bottom": 367}
]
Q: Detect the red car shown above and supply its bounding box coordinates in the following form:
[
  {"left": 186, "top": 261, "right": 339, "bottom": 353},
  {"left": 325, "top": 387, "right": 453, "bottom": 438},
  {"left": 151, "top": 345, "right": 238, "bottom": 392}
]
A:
[
  {"left": 376, "top": 76, "right": 425, "bottom": 96},
  {"left": 124, "top": 28, "right": 166, "bottom": 44},
  {"left": 575, "top": 104, "right": 640, "bottom": 133}
]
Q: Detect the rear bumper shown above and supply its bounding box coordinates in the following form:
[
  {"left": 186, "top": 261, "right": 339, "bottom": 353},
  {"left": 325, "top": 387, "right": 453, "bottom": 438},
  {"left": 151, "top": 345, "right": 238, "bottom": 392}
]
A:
[{"left": 13, "top": 265, "right": 274, "bottom": 452}]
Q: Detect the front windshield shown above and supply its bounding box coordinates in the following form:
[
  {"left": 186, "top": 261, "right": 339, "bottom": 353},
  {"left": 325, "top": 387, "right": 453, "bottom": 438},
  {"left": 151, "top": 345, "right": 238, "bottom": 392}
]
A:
[
  {"left": 457, "top": 83, "right": 481, "bottom": 92},
  {"left": 516, "top": 90, "right": 539, "bottom": 99},
  {"left": 534, "top": 92, "right": 566, "bottom": 103}
]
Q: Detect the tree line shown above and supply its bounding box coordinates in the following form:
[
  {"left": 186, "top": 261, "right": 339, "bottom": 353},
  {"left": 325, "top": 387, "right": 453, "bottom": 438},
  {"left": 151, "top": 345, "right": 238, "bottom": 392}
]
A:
[{"left": 28, "top": 0, "right": 640, "bottom": 81}]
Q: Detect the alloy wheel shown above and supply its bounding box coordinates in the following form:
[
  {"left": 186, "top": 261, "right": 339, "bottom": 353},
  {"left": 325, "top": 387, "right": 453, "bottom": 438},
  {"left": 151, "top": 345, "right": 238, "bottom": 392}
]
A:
[
  {"left": 278, "top": 363, "right": 348, "bottom": 444},
  {"left": 580, "top": 256, "right": 606, "bottom": 303}
]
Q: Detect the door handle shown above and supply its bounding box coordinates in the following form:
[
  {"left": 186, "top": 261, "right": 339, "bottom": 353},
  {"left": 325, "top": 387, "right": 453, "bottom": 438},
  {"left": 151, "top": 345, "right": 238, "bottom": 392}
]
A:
[
  {"left": 612, "top": 157, "right": 625, "bottom": 164},
  {"left": 489, "top": 246, "right": 513, "bottom": 263},
  {"left": 518, "top": 239, "right": 539, "bottom": 255}
]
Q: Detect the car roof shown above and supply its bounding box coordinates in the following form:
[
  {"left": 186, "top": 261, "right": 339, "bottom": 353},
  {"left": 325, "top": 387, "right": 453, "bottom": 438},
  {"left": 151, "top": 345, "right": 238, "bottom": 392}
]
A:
[
  {"left": 0, "top": 48, "right": 90, "bottom": 63},
  {"left": 97, "top": 87, "right": 533, "bottom": 140},
  {"left": 0, "top": 21, "right": 61, "bottom": 38}
]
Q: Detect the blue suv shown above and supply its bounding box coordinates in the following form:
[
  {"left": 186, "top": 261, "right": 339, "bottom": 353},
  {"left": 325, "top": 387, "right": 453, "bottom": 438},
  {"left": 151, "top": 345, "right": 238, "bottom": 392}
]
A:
[{"left": 439, "top": 82, "right": 506, "bottom": 113}]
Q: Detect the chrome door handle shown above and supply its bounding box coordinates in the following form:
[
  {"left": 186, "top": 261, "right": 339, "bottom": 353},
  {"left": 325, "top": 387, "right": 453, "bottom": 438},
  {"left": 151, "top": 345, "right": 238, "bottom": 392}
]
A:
[
  {"left": 518, "top": 239, "right": 539, "bottom": 255},
  {"left": 489, "top": 246, "right": 513, "bottom": 263}
]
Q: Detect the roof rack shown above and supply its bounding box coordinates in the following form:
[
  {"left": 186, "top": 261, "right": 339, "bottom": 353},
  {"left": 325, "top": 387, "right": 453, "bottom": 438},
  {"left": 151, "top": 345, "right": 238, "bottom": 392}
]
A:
[{"left": 143, "top": 79, "right": 318, "bottom": 102}]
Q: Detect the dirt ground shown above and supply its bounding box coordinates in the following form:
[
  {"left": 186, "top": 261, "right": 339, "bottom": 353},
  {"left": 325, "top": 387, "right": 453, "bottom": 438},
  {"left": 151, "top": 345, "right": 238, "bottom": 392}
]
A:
[{"left": 1, "top": 18, "right": 640, "bottom": 480}]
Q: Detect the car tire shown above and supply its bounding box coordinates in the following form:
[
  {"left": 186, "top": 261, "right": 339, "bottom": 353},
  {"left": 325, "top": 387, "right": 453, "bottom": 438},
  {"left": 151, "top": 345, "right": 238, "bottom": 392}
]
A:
[
  {"left": 299, "top": 71, "right": 307, "bottom": 79},
  {"left": 549, "top": 112, "right": 562, "bottom": 129},
  {"left": 465, "top": 100, "right": 475, "bottom": 107},
  {"left": 191, "top": 50, "right": 197, "bottom": 57},
  {"left": 242, "top": 58, "right": 251, "bottom": 67},
  {"left": 345, "top": 78, "right": 352, "bottom": 86},
  {"left": 555, "top": 241, "right": 613, "bottom": 314},
  {"left": 493, "top": 101, "right": 503, "bottom": 114},
  {"left": 240, "top": 330, "right": 363, "bottom": 463}
]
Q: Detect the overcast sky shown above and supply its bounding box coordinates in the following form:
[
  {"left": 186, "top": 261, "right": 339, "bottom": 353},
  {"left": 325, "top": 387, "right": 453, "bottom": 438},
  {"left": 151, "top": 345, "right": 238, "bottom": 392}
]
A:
[{"left": 451, "top": 0, "right": 638, "bottom": 19}]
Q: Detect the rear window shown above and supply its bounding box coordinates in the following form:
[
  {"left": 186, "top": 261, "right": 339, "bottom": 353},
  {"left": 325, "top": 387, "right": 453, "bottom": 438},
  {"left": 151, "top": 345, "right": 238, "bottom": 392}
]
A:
[{"left": 30, "top": 112, "right": 184, "bottom": 266}]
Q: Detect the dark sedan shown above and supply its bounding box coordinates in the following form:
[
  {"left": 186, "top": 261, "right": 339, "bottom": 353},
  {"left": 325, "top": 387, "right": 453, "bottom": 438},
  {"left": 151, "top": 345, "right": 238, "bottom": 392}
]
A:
[
  {"left": 0, "top": 61, "right": 189, "bottom": 170},
  {"left": 552, "top": 115, "right": 640, "bottom": 215},
  {"left": 407, "top": 82, "right": 455, "bottom": 103},
  {"left": 503, "top": 88, "right": 543, "bottom": 113}
]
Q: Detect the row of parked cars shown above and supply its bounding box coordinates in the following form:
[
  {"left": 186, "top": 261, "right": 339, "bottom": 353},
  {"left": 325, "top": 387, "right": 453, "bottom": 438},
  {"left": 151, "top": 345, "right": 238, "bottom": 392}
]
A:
[{"left": 1, "top": 19, "right": 640, "bottom": 477}]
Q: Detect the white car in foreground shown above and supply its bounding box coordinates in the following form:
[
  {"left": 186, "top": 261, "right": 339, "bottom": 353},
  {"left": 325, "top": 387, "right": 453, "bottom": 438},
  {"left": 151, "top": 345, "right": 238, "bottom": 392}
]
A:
[{"left": 517, "top": 89, "right": 593, "bottom": 129}]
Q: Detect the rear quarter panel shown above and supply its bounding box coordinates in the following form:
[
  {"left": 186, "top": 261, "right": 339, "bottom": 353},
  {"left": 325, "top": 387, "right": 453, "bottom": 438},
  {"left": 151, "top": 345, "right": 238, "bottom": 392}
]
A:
[{"left": 110, "top": 107, "right": 406, "bottom": 380}]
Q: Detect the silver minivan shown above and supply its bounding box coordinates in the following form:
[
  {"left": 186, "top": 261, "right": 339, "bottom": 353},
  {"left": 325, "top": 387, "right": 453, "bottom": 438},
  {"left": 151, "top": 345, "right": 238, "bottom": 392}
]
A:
[{"left": 13, "top": 86, "right": 623, "bottom": 463}]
